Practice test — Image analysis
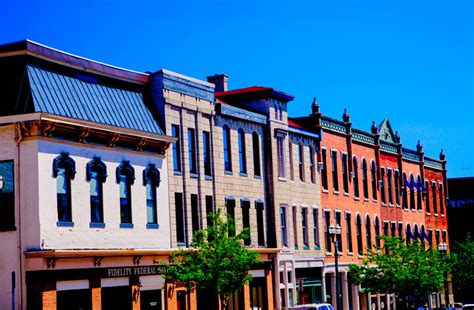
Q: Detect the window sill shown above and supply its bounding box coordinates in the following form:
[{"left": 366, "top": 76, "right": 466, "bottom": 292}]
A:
[
  {"left": 372, "top": 199, "right": 378, "bottom": 203},
  {"left": 396, "top": 204, "right": 401, "bottom": 208},
  {"left": 204, "top": 175, "right": 213, "bottom": 181},
  {"left": 190, "top": 173, "right": 198, "bottom": 179},
  {"left": 57, "top": 221, "right": 74, "bottom": 227},
  {"left": 358, "top": 254, "right": 364, "bottom": 259},
  {"left": 326, "top": 252, "right": 333, "bottom": 256},
  {"left": 343, "top": 192, "right": 349, "bottom": 197},
  {"left": 426, "top": 212, "right": 431, "bottom": 216},
  {"left": 303, "top": 245, "right": 310, "bottom": 250},
  {"left": 90, "top": 222, "right": 105, "bottom": 228},
  {"left": 254, "top": 175, "right": 262, "bottom": 180},
  {"left": 347, "top": 252, "right": 354, "bottom": 256},
  {"left": 441, "top": 214, "right": 445, "bottom": 217},
  {"left": 403, "top": 208, "right": 409, "bottom": 212},
  {"left": 120, "top": 223, "right": 134, "bottom": 229},
  {"left": 174, "top": 171, "right": 182, "bottom": 176},
  {"left": 389, "top": 204, "right": 394, "bottom": 208},
  {"left": 240, "top": 172, "right": 248, "bottom": 177},
  {"left": 364, "top": 198, "right": 369, "bottom": 202},
  {"left": 278, "top": 177, "right": 287, "bottom": 182},
  {"left": 333, "top": 190, "right": 339, "bottom": 195},
  {"left": 177, "top": 242, "right": 187, "bottom": 247},
  {"left": 354, "top": 196, "right": 360, "bottom": 201},
  {"left": 224, "top": 170, "right": 233, "bottom": 175},
  {"left": 382, "top": 203, "right": 387, "bottom": 207},
  {"left": 314, "top": 246, "right": 321, "bottom": 250},
  {"left": 322, "top": 189, "right": 329, "bottom": 194},
  {"left": 0, "top": 226, "right": 16, "bottom": 232},
  {"left": 418, "top": 209, "right": 423, "bottom": 213},
  {"left": 147, "top": 223, "right": 160, "bottom": 229},
  {"left": 294, "top": 246, "right": 299, "bottom": 250},
  {"left": 434, "top": 213, "right": 438, "bottom": 217},
  {"left": 282, "top": 246, "right": 291, "bottom": 252}
]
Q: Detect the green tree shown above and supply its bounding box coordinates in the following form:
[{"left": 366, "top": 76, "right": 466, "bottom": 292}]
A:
[
  {"left": 450, "top": 235, "right": 474, "bottom": 292},
  {"left": 349, "top": 236, "right": 448, "bottom": 308},
  {"left": 161, "top": 210, "right": 262, "bottom": 310}
]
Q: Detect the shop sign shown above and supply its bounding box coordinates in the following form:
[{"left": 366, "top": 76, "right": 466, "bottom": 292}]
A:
[{"left": 106, "top": 266, "right": 167, "bottom": 278}]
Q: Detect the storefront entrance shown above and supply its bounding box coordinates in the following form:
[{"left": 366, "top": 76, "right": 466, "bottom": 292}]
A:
[
  {"left": 57, "top": 289, "right": 91, "bottom": 310},
  {"left": 102, "top": 286, "right": 132, "bottom": 310},
  {"left": 141, "top": 289, "right": 163, "bottom": 310}
]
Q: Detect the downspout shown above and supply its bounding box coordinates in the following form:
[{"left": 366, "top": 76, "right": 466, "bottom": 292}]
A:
[{"left": 15, "top": 122, "right": 23, "bottom": 310}]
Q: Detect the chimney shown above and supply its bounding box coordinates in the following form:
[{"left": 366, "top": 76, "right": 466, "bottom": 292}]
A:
[{"left": 207, "top": 74, "right": 228, "bottom": 92}]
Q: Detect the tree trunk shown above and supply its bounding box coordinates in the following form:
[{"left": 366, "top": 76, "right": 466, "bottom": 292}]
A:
[{"left": 220, "top": 294, "right": 228, "bottom": 310}]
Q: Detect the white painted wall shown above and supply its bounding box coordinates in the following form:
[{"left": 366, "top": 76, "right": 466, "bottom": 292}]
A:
[{"left": 36, "top": 139, "right": 171, "bottom": 250}]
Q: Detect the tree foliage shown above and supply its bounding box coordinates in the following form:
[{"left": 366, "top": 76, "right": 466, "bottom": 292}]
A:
[
  {"left": 449, "top": 234, "right": 474, "bottom": 291},
  {"left": 349, "top": 236, "right": 448, "bottom": 305},
  {"left": 161, "top": 210, "right": 262, "bottom": 310}
]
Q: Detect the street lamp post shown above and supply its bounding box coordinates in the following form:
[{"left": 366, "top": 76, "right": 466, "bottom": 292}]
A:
[
  {"left": 438, "top": 242, "right": 449, "bottom": 307},
  {"left": 329, "top": 223, "right": 342, "bottom": 310}
]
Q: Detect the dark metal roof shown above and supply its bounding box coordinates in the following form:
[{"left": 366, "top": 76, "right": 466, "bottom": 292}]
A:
[{"left": 27, "top": 65, "right": 163, "bottom": 134}]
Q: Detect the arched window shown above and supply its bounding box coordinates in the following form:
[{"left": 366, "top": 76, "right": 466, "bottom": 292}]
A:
[
  {"left": 86, "top": 156, "right": 107, "bottom": 226},
  {"left": 143, "top": 163, "right": 161, "bottom": 227},
  {"left": 53, "top": 152, "right": 76, "bottom": 225},
  {"left": 116, "top": 160, "right": 135, "bottom": 226},
  {"left": 414, "top": 224, "right": 419, "bottom": 241},
  {"left": 366, "top": 215, "right": 372, "bottom": 249},
  {"left": 238, "top": 128, "right": 247, "bottom": 174},
  {"left": 380, "top": 168, "right": 386, "bottom": 204},
  {"left": 252, "top": 132, "right": 261, "bottom": 177},
  {"left": 410, "top": 174, "right": 415, "bottom": 210},
  {"left": 356, "top": 214, "right": 363, "bottom": 255},
  {"left": 371, "top": 161, "right": 377, "bottom": 200},
  {"left": 353, "top": 157, "right": 359, "bottom": 198},
  {"left": 406, "top": 224, "right": 412, "bottom": 244},
  {"left": 374, "top": 216, "right": 381, "bottom": 247},
  {"left": 223, "top": 125, "right": 232, "bottom": 172},
  {"left": 432, "top": 182, "right": 438, "bottom": 214},
  {"left": 417, "top": 175, "right": 423, "bottom": 211},
  {"left": 362, "top": 159, "right": 368, "bottom": 199}
]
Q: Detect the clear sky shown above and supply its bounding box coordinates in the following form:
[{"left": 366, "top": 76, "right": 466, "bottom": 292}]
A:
[{"left": 1, "top": 0, "right": 472, "bottom": 177}]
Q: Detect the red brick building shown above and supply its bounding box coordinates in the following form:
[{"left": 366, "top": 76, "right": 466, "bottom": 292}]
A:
[{"left": 291, "top": 99, "right": 449, "bottom": 309}]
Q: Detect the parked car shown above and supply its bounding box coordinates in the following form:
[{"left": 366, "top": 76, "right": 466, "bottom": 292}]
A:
[
  {"left": 290, "top": 303, "right": 335, "bottom": 310},
  {"left": 462, "top": 304, "right": 474, "bottom": 310}
]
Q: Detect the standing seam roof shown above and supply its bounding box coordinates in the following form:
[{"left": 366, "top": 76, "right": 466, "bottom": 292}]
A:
[{"left": 26, "top": 65, "right": 163, "bottom": 134}]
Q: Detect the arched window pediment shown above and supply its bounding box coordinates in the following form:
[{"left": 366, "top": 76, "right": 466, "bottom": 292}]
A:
[
  {"left": 143, "top": 163, "right": 161, "bottom": 187},
  {"left": 86, "top": 156, "right": 107, "bottom": 183},
  {"left": 53, "top": 152, "right": 76, "bottom": 180},
  {"left": 116, "top": 160, "right": 135, "bottom": 185}
]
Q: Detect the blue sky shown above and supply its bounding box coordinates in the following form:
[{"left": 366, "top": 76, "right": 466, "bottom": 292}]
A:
[{"left": 1, "top": 0, "right": 472, "bottom": 177}]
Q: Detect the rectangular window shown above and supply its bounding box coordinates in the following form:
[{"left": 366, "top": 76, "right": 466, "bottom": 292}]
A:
[
  {"left": 191, "top": 194, "right": 199, "bottom": 234},
  {"left": 425, "top": 181, "right": 430, "bottom": 213},
  {"left": 331, "top": 151, "right": 339, "bottom": 192},
  {"left": 387, "top": 169, "right": 393, "bottom": 204},
  {"left": 321, "top": 149, "right": 328, "bottom": 190},
  {"left": 324, "top": 210, "right": 331, "bottom": 252},
  {"left": 371, "top": 162, "right": 378, "bottom": 200},
  {"left": 394, "top": 171, "right": 400, "bottom": 205},
  {"left": 146, "top": 179, "right": 157, "bottom": 225},
  {"left": 252, "top": 133, "right": 261, "bottom": 177},
  {"left": 346, "top": 213, "right": 353, "bottom": 253},
  {"left": 380, "top": 168, "right": 386, "bottom": 204},
  {"left": 57, "top": 167, "right": 72, "bottom": 223},
  {"left": 281, "top": 206, "right": 288, "bottom": 247},
  {"left": 256, "top": 201, "right": 265, "bottom": 246},
  {"left": 439, "top": 184, "right": 444, "bottom": 215},
  {"left": 342, "top": 153, "right": 349, "bottom": 193},
  {"left": 242, "top": 200, "right": 251, "bottom": 245},
  {"left": 175, "top": 193, "right": 185, "bottom": 244},
  {"left": 223, "top": 126, "right": 232, "bottom": 172},
  {"left": 90, "top": 171, "right": 104, "bottom": 224},
  {"left": 335, "top": 212, "right": 342, "bottom": 252},
  {"left": 171, "top": 125, "right": 181, "bottom": 172},
  {"left": 289, "top": 141, "right": 294, "bottom": 181},
  {"left": 383, "top": 221, "right": 389, "bottom": 236},
  {"left": 302, "top": 208, "right": 309, "bottom": 248},
  {"left": 310, "top": 146, "right": 316, "bottom": 184},
  {"left": 277, "top": 136, "right": 286, "bottom": 178},
  {"left": 398, "top": 222, "right": 403, "bottom": 238},
  {"left": 298, "top": 144, "right": 305, "bottom": 182},
  {"left": 226, "top": 198, "right": 236, "bottom": 236},
  {"left": 0, "top": 160, "right": 15, "bottom": 231},
  {"left": 203, "top": 131, "right": 211, "bottom": 177},
  {"left": 313, "top": 209, "right": 320, "bottom": 248},
  {"left": 188, "top": 129, "right": 197, "bottom": 174},
  {"left": 205, "top": 195, "right": 214, "bottom": 227},
  {"left": 119, "top": 175, "right": 132, "bottom": 224},
  {"left": 432, "top": 182, "right": 438, "bottom": 214},
  {"left": 293, "top": 206, "right": 298, "bottom": 248},
  {"left": 391, "top": 222, "right": 396, "bottom": 237},
  {"left": 238, "top": 129, "right": 247, "bottom": 174}
]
